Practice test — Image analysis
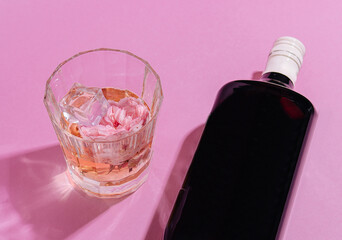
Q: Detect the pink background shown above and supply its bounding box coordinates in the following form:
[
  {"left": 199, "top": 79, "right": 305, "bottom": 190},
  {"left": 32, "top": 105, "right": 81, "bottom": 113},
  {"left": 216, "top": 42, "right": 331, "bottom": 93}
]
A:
[{"left": 0, "top": 1, "right": 341, "bottom": 239}]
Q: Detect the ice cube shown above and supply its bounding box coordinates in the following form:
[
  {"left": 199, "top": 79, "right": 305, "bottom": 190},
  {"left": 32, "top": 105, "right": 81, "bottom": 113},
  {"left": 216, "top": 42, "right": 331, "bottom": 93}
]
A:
[{"left": 59, "top": 82, "right": 109, "bottom": 126}]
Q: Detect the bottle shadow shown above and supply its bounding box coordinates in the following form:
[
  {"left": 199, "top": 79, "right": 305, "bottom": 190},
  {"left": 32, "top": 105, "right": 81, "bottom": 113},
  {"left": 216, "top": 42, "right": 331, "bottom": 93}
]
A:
[
  {"left": 145, "top": 124, "right": 205, "bottom": 240},
  {"left": 251, "top": 71, "right": 263, "bottom": 80},
  {"left": 0, "top": 145, "right": 125, "bottom": 240}
]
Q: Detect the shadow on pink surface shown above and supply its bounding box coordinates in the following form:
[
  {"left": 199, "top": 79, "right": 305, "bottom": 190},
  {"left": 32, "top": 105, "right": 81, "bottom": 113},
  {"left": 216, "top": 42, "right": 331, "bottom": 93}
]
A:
[
  {"left": 145, "top": 124, "right": 205, "bottom": 240},
  {"left": 0, "top": 145, "right": 124, "bottom": 240},
  {"left": 251, "top": 71, "right": 263, "bottom": 80}
]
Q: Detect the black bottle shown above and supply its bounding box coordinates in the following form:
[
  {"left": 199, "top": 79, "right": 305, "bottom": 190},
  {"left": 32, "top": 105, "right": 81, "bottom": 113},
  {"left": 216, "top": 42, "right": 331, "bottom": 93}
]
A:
[{"left": 164, "top": 37, "right": 315, "bottom": 240}]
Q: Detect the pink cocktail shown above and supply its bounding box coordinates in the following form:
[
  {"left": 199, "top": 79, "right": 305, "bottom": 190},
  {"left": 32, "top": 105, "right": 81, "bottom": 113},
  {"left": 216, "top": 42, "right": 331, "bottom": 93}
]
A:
[{"left": 44, "top": 49, "right": 163, "bottom": 198}]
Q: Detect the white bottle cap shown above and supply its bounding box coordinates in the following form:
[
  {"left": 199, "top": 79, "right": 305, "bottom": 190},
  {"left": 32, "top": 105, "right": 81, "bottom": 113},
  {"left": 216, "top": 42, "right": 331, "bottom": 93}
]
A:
[{"left": 262, "top": 36, "right": 305, "bottom": 85}]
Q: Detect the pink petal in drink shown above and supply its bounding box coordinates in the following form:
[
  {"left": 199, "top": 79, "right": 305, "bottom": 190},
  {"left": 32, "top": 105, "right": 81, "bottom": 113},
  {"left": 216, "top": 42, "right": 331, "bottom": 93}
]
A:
[{"left": 79, "top": 97, "right": 150, "bottom": 141}]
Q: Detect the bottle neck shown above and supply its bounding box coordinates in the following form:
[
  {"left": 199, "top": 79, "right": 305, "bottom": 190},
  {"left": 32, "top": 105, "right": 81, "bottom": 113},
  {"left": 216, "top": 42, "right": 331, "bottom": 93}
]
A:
[
  {"left": 262, "top": 37, "right": 305, "bottom": 87},
  {"left": 261, "top": 72, "right": 294, "bottom": 89}
]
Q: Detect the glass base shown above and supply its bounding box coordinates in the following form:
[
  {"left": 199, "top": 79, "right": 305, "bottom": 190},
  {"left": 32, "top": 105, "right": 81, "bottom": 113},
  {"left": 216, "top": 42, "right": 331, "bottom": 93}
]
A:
[{"left": 66, "top": 163, "right": 149, "bottom": 198}]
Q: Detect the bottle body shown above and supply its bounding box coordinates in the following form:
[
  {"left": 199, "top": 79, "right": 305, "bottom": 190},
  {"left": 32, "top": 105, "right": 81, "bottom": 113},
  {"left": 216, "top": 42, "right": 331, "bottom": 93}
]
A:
[{"left": 164, "top": 79, "right": 314, "bottom": 239}]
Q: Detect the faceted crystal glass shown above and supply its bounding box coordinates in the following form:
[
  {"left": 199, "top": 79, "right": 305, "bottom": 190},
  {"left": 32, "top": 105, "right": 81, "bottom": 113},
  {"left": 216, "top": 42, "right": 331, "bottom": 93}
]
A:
[{"left": 44, "top": 49, "right": 163, "bottom": 198}]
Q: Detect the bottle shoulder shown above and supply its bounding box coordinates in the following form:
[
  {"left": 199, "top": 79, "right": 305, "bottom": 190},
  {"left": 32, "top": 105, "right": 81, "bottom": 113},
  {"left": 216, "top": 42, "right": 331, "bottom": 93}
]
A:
[{"left": 215, "top": 80, "right": 315, "bottom": 114}]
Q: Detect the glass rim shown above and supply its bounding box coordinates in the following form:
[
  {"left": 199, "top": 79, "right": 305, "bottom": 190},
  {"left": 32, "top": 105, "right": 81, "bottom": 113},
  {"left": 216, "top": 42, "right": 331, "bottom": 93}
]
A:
[{"left": 44, "top": 48, "right": 163, "bottom": 144}]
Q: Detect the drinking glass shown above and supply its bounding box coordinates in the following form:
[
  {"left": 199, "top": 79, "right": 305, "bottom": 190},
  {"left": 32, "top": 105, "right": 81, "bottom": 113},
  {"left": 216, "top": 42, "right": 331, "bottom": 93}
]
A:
[{"left": 44, "top": 49, "right": 163, "bottom": 198}]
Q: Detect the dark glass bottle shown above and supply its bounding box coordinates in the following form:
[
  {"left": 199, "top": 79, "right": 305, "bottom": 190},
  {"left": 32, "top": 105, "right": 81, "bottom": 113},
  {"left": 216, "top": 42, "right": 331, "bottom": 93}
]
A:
[{"left": 164, "top": 37, "right": 315, "bottom": 240}]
